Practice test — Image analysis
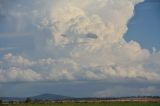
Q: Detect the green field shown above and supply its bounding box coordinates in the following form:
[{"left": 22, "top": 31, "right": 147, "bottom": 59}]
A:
[{"left": 2, "top": 102, "right": 160, "bottom": 106}]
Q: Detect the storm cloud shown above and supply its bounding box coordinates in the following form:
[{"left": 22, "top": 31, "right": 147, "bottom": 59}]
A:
[{"left": 0, "top": 0, "right": 160, "bottom": 85}]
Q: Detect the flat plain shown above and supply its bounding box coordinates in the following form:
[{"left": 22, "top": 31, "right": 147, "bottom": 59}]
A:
[{"left": 1, "top": 102, "right": 160, "bottom": 106}]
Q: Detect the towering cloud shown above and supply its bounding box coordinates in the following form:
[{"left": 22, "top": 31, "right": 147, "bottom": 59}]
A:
[{"left": 0, "top": 0, "right": 160, "bottom": 83}]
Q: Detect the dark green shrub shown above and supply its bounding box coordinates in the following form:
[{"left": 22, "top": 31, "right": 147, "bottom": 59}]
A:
[
  {"left": 0, "top": 99, "right": 2, "bottom": 104},
  {"left": 25, "top": 97, "right": 32, "bottom": 103}
]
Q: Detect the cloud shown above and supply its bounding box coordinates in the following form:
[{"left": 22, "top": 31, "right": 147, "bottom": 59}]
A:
[
  {"left": 0, "top": 0, "right": 160, "bottom": 83},
  {"left": 0, "top": 67, "right": 41, "bottom": 82},
  {"left": 0, "top": 51, "right": 160, "bottom": 82},
  {"left": 0, "top": 53, "right": 79, "bottom": 82},
  {"left": 3, "top": 53, "right": 35, "bottom": 67},
  {"left": 39, "top": 0, "right": 144, "bottom": 46}
]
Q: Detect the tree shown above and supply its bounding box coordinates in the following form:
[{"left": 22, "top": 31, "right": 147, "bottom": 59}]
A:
[
  {"left": 25, "top": 97, "right": 32, "bottom": 103},
  {"left": 0, "top": 99, "right": 2, "bottom": 104}
]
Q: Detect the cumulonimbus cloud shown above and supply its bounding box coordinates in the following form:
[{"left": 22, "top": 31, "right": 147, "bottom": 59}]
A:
[{"left": 0, "top": 0, "right": 160, "bottom": 83}]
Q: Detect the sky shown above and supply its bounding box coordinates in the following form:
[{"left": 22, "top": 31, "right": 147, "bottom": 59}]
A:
[
  {"left": 0, "top": 0, "right": 160, "bottom": 97},
  {"left": 125, "top": 0, "right": 160, "bottom": 50}
]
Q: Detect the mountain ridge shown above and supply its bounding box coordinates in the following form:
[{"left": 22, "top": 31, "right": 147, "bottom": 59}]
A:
[
  {"left": 0, "top": 93, "right": 73, "bottom": 101},
  {"left": 31, "top": 93, "right": 73, "bottom": 100},
  {"left": 0, "top": 94, "right": 160, "bottom": 101}
]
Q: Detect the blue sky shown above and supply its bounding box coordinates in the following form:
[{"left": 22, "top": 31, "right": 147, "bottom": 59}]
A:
[
  {"left": 125, "top": 0, "right": 160, "bottom": 50},
  {"left": 0, "top": 0, "right": 160, "bottom": 97}
]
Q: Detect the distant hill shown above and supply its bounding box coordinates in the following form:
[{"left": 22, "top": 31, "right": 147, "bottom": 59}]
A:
[
  {"left": 0, "top": 94, "right": 160, "bottom": 101},
  {"left": 31, "top": 93, "right": 73, "bottom": 100},
  {"left": 0, "top": 93, "right": 73, "bottom": 101}
]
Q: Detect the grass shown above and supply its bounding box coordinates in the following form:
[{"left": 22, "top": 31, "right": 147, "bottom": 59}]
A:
[{"left": 2, "top": 102, "right": 160, "bottom": 106}]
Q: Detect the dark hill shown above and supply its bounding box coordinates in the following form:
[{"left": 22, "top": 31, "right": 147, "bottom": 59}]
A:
[
  {"left": 31, "top": 93, "right": 73, "bottom": 100},
  {"left": 0, "top": 93, "right": 73, "bottom": 101}
]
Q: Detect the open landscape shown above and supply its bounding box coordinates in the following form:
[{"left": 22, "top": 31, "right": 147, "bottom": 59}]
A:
[
  {"left": 0, "top": 0, "right": 160, "bottom": 106},
  {"left": 1, "top": 102, "right": 160, "bottom": 106},
  {"left": 0, "top": 94, "right": 160, "bottom": 106}
]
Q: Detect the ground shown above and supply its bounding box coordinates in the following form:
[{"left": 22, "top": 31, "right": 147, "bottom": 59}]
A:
[{"left": 1, "top": 102, "right": 160, "bottom": 106}]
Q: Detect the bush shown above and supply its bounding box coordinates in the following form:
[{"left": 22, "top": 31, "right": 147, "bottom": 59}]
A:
[
  {"left": 25, "top": 97, "right": 32, "bottom": 103},
  {"left": 0, "top": 99, "right": 2, "bottom": 104}
]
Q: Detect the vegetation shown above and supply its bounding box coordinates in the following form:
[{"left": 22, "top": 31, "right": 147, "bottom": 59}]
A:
[
  {"left": 1, "top": 102, "right": 160, "bottom": 106},
  {"left": 25, "top": 98, "right": 32, "bottom": 103},
  {"left": 0, "top": 99, "right": 2, "bottom": 104}
]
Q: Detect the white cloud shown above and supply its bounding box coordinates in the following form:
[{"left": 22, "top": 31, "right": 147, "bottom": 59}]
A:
[
  {"left": 0, "top": 52, "right": 160, "bottom": 82},
  {"left": 0, "top": 53, "right": 80, "bottom": 82},
  {"left": 3, "top": 53, "right": 35, "bottom": 67},
  {"left": 1, "top": 0, "right": 160, "bottom": 83},
  {"left": 40, "top": 0, "right": 144, "bottom": 46},
  {"left": 0, "top": 67, "right": 41, "bottom": 82}
]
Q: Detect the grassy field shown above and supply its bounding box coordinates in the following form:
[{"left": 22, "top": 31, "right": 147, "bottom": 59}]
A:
[{"left": 2, "top": 102, "right": 160, "bottom": 106}]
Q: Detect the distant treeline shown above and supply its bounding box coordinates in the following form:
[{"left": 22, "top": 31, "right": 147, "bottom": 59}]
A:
[{"left": 0, "top": 96, "right": 160, "bottom": 105}]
